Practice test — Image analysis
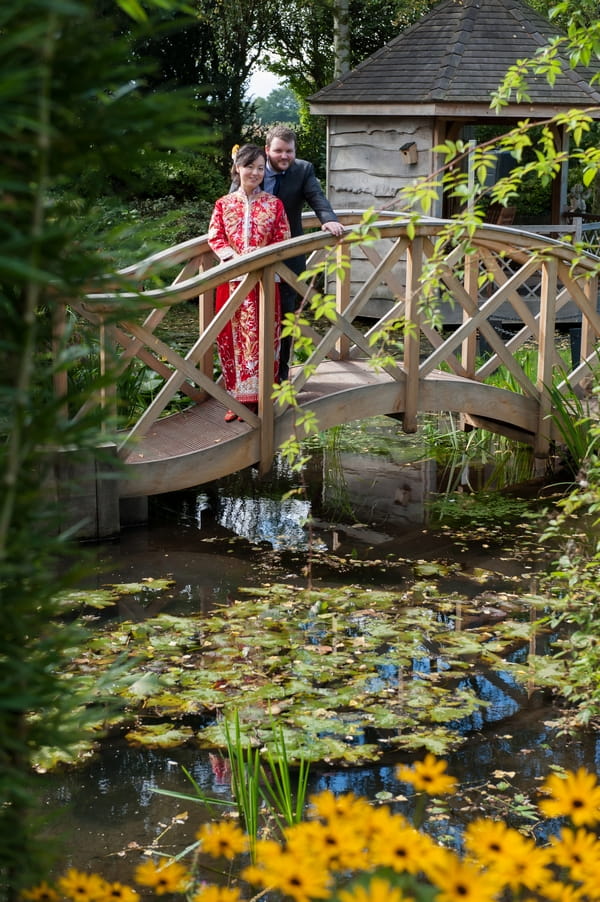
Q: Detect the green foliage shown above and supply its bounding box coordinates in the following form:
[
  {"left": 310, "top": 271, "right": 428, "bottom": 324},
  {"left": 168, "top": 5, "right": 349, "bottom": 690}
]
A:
[
  {"left": 546, "top": 371, "right": 599, "bottom": 475},
  {"left": 534, "top": 398, "right": 600, "bottom": 725},
  {"left": 0, "top": 0, "right": 210, "bottom": 895}
]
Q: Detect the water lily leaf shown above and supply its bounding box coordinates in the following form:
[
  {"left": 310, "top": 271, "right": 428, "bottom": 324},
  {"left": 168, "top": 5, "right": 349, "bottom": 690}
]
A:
[
  {"left": 389, "top": 728, "right": 458, "bottom": 755},
  {"left": 33, "top": 740, "right": 98, "bottom": 771},
  {"left": 57, "top": 588, "right": 122, "bottom": 610},
  {"left": 125, "top": 672, "right": 166, "bottom": 699},
  {"left": 125, "top": 724, "right": 195, "bottom": 748},
  {"left": 109, "top": 580, "right": 175, "bottom": 595},
  {"left": 60, "top": 577, "right": 541, "bottom": 765}
]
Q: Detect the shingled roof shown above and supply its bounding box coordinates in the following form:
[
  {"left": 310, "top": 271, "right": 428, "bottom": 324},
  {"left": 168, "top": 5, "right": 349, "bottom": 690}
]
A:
[{"left": 310, "top": 0, "right": 600, "bottom": 115}]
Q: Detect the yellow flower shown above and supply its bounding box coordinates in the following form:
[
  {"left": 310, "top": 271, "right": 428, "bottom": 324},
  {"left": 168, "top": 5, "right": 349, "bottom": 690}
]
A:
[
  {"left": 309, "top": 790, "right": 372, "bottom": 823},
  {"left": 541, "top": 883, "right": 588, "bottom": 902},
  {"left": 286, "top": 817, "right": 369, "bottom": 872},
  {"left": 428, "top": 852, "right": 498, "bottom": 902},
  {"left": 134, "top": 859, "right": 190, "bottom": 895},
  {"left": 396, "top": 754, "right": 457, "bottom": 795},
  {"left": 231, "top": 144, "right": 240, "bottom": 160},
  {"left": 57, "top": 871, "right": 108, "bottom": 902},
  {"left": 337, "top": 876, "right": 412, "bottom": 902},
  {"left": 190, "top": 887, "right": 242, "bottom": 902},
  {"left": 367, "top": 810, "right": 428, "bottom": 875},
  {"left": 243, "top": 842, "right": 330, "bottom": 902},
  {"left": 196, "top": 820, "right": 248, "bottom": 860},
  {"left": 102, "top": 884, "right": 139, "bottom": 902},
  {"left": 539, "top": 767, "right": 600, "bottom": 827},
  {"left": 485, "top": 834, "right": 551, "bottom": 893},
  {"left": 549, "top": 827, "right": 600, "bottom": 882},
  {"left": 21, "top": 882, "right": 60, "bottom": 902},
  {"left": 464, "top": 817, "right": 525, "bottom": 866}
]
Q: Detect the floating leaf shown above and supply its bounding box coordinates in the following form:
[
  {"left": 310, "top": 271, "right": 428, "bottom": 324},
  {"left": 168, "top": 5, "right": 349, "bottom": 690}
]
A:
[{"left": 125, "top": 724, "right": 195, "bottom": 748}]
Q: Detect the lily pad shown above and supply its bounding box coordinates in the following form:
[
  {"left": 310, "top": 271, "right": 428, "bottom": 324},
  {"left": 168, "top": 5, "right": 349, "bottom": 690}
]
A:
[
  {"left": 125, "top": 724, "right": 195, "bottom": 748},
  {"left": 53, "top": 578, "right": 545, "bottom": 766}
]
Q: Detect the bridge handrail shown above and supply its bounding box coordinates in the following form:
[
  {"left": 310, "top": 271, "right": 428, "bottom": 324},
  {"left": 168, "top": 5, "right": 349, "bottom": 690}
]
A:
[
  {"left": 100, "top": 211, "right": 600, "bottom": 290},
  {"left": 66, "top": 215, "right": 600, "bottom": 472}
]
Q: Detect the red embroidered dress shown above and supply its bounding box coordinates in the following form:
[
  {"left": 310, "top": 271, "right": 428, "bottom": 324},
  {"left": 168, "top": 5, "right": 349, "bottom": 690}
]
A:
[{"left": 208, "top": 189, "right": 290, "bottom": 404}]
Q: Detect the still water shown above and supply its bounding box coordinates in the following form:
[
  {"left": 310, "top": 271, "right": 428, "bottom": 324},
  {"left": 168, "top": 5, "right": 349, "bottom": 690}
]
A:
[{"left": 39, "top": 420, "right": 599, "bottom": 880}]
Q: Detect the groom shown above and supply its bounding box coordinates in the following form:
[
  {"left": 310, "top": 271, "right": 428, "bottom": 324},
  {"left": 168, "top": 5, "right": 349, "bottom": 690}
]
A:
[{"left": 263, "top": 125, "right": 344, "bottom": 380}]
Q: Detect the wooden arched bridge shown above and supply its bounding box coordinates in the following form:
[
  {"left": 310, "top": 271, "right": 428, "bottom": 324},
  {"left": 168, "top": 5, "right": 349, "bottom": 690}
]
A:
[{"left": 72, "top": 212, "right": 600, "bottom": 500}]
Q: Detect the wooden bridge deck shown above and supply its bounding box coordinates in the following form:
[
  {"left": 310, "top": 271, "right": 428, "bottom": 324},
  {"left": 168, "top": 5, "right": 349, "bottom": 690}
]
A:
[{"left": 119, "top": 360, "right": 537, "bottom": 497}]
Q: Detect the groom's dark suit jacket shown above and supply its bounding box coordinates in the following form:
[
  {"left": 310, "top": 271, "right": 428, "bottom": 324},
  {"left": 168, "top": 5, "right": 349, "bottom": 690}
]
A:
[{"left": 273, "top": 158, "right": 339, "bottom": 274}]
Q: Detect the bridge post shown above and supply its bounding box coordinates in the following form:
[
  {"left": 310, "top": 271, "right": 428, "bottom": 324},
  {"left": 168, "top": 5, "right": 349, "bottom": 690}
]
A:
[
  {"left": 99, "top": 314, "right": 118, "bottom": 431},
  {"left": 535, "top": 257, "right": 558, "bottom": 460},
  {"left": 51, "top": 296, "right": 69, "bottom": 418},
  {"left": 403, "top": 235, "right": 423, "bottom": 433},
  {"left": 462, "top": 248, "right": 479, "bottom": 378},
  {"left": 335, "top": 245, "right": 351, "bottom": 360},
  {"left": 580, "top": 271, "right": 599, "bottom": 369},
  {"left": 197, "top": 250, "right": 217, "bottom": 386},
  {"left": 258, "top": 267, "right": 276, "bottom": 474}
]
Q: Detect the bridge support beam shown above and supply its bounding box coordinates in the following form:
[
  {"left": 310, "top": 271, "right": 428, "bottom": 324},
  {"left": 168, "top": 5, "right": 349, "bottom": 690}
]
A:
[
  {"left": 258, "top": 267, "right": 276, "bottom": 474},
  {"left": 403, "top": 235, "right": 423, "bottom": 433},
  {"left": 43, "top": 444, "right": 120, "bottom": 540},
  {"left": 535, "top": 258, "right": 557, "bottom": 459}
]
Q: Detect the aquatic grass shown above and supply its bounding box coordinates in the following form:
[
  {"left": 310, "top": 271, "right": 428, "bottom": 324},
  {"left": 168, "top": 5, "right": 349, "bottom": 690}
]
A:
[
  {"left": 153, "top": 713, "right": 310, "bottom": 864},
  {"left": 258, "top": 722, "right": 310, "bottom": 831},
  {"left": 545, "top": 365, "right": 599, "bottom": 475},
  {"left": 223, "top": 715, "right": 261, "bottom": 859}
]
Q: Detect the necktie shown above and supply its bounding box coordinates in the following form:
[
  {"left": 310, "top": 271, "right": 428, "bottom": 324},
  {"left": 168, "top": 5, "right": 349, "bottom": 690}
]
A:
[{"left": 272, "top": 172, "right": 283, "bottom": 196}]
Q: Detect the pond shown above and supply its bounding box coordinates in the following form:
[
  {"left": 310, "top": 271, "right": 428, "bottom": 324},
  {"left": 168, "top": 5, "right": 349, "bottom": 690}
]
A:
[{"left": 38, "top": 416, "right": 597, "bottom": 883}]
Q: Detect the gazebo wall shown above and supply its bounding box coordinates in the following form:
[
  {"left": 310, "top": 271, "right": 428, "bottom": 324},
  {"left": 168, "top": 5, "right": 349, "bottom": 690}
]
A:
[
  {"left": 328, "top": 115, "right": 438, "bottom": 214},
  {"left": 328, "top": 115, "right": 439, "bottom": 316}
]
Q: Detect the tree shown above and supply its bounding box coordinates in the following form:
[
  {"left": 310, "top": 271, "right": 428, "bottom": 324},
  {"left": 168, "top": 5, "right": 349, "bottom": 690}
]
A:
[
  {"left": 253, "top": 87, "right": 300, "bottom": 124},
  {"left": 128, "top": 0, "right": 281, "bottom": 171},
  {"left": 266, "top": 0, "right": 436, "bottom": 101}
]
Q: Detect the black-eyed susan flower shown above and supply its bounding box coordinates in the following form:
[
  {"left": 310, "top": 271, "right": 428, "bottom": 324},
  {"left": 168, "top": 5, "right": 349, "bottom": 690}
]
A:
[
  {"left": 532, "top": 880, "right": 586, "bottom": 902},
  {"left": 485, "top": 834, "right": 551, "bottom": 894},
  {"left": 368, "top": 811, "right": 428, "bottom": 876},
  {"left": 308, "top": 789, "right": 372, "bottom": 823},
  {"left": 190, "top": 887, "right": 242, "bottom": 902},
  {"left": 337, "top": 876, "right": 412, "bottom": 902},
  {"left": 539, "top": 767, "right": 600, "bottom": 827},
  {"left": 464, "top": 817, "right": 525, "bottom": 866},
  {"left": 428, "top": 851, "right": 498, "bottom": 902},
  {"left": 286, "top": 817, "right": 370, "bottom": 872},
  {"left": 243, "top": 842, "right": 330, "bottom": 902},
  {"left": 549, "top": 826, "right": 600, "bottom": 883},
  {"left": 196, "top": 820, "right": 248, "bottom": 860},
  {"left": 21, "top": 882, "right": 60, "bottom": 902},
  {"left": 396, "top": 753, "right": 457, "bottom": 796},
  {"left": 57, "top": 870, "right": 108, "bottom": 902},
  {"left": 134, "top": 858, "right": 190, "bottom": 895},
  {"left": 103, "top": 883, "right": 139, "bottom": 902}
]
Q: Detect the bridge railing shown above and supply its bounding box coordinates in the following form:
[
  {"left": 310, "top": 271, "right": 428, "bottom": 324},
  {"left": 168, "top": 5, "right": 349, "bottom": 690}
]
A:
[{"left": 70, "top": 213, "right": 600, "bottom": 471}]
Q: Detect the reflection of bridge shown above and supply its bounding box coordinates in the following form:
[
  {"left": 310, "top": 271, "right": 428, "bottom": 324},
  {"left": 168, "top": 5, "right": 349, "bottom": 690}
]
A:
[{"left": 72, "top": 212, "right": 600, "bottom": 501}]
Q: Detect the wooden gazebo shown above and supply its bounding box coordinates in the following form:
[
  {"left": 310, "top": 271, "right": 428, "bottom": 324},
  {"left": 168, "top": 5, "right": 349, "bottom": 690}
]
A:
[{"left": 309, "top": 0, "right": 600, "bottom": 224}]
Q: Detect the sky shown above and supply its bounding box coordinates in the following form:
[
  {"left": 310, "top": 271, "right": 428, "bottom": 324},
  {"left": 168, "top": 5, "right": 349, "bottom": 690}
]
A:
[{"left": 247, "top": 69, "right": 281, "bottom": 99}]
